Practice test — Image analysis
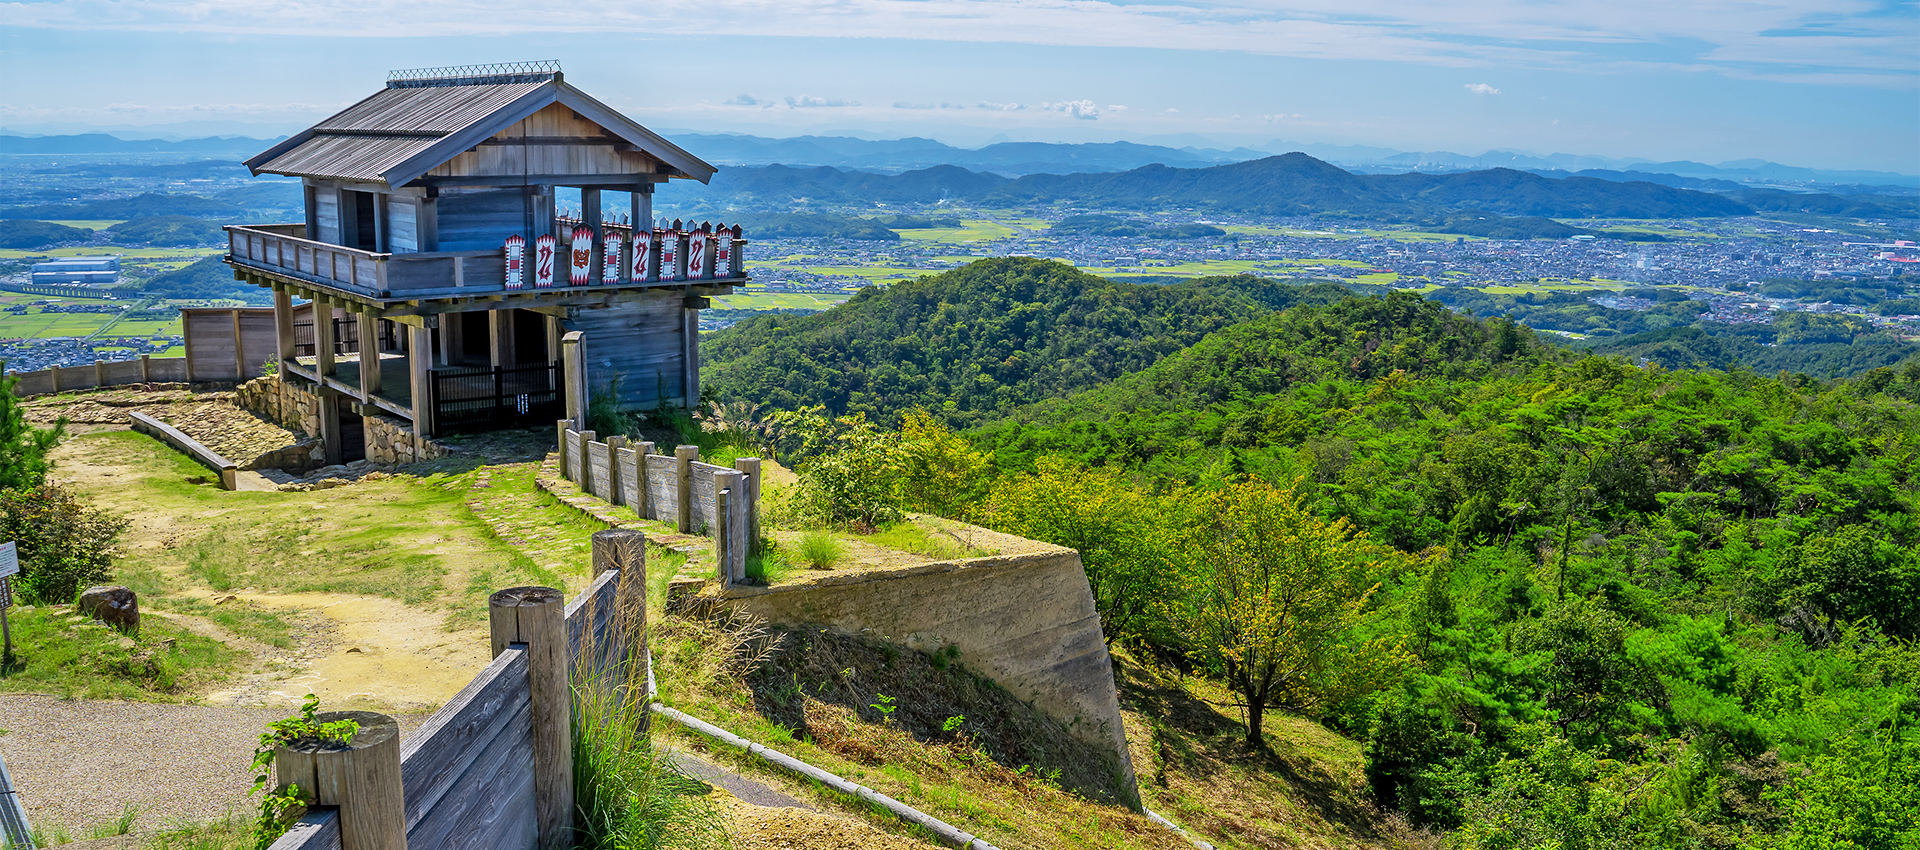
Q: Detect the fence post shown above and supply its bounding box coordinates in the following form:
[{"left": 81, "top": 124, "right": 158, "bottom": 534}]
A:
[
  {"left": 733, "top": 457, "right": 761, "bottom": 555},
  {"left": 561, "top": 331, "right": 587, "bottom": 430},
  {"left": 716, "top": 487, "right": 732, "bottom": 586},
  {"left": 489, "top": 587, "right": 572, "bottom": 850},
  {"left": 272, "top": 711, "right": 405, "bottom": 850},
  {"left": 576, "top": 430, "right": 598, "bottom": 496},
  {"left": 140, "top": 354, "right": 151, "bottom": 382},
  {"left": 93, "top": 360, "right": 106, "bottom": 388},
  {"left": 555, "top": 419, "right": 571, "bottom": 471},
  {"left": 589, "top": 528, "right": 648, "bottom": 688},
  {"left": 605, "top": 436, "right": 627, "bottom": 505},
  {"left": 673, "top": 445, "right": 698, "bottom": 533}
]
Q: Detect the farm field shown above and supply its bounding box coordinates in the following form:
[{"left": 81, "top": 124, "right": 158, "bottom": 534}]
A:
[
  {"left": 712, "top": 290, "right": 853, "bottom": 310},
  {"left": 43, "top": 220, "right": 126, "bottom": 230},
  {"left": 894, "top": 218, "right": 1019, "bottom": 243},
  {"left": 0, "top": 245, "right": 223, "bottom": 261}
]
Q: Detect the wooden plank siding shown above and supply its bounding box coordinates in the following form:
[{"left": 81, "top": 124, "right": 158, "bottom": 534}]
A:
[
  {"left": 436, "top": 188, "right": 529, "bottom": 252},
  {"left": 182, "top": 308, "right": 277, "bottom": 382},
  {"left": 426, "top": 104, "right": 663, "bottom": 181},
  {"left": 265, "top": 810, "right": 341, "bottom": 850},
  {"left": 644, "top": 455, "right": 675, "bottom": 523},
  {"left": 314, "top": 189, "right": 341, "bottom": 245},
  {"left": 564, "top": 568, "right": 623, "bottom": 682},
  {"left": 565, "top": 293, "right": 687, "bottom": 410},
  {"left": 387, "top": 197, "right": 420, "bottom": 253}
]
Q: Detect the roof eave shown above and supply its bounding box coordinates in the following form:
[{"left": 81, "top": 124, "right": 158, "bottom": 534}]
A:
[
  {"left": 378, "top": 85, "right": 561, "bottom": 188},
  {"left": 554, "top": 82, "right": 717, "bottom": 184}
]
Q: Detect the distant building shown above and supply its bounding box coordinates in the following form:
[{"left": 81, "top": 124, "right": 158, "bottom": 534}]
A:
[{"left": 31, "top": 256, "right": 120, "bottom": 285}]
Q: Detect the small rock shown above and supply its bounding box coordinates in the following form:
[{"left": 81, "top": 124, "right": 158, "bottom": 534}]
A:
[
  {"left": 344, "top": 647, "right": 363, "bottom": 654},
  {"left": 77, "top": 585, "right": 139, "bottom": 634},
  {"left": 116, "top": 637, "right": 137, "bottom": 649}
]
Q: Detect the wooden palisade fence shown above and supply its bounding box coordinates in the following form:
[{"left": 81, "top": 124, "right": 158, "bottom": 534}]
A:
[
  {"left": 266, "top": 529, "right": 645, "bottom": 850},
  {"left": 555, "top": 424, "right": 757, "bottom": 585}
]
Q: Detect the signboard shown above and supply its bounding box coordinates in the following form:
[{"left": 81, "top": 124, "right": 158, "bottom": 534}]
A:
[
  {"left": 0, "top": 542, "right": 16, "bottom": 579},
  {"left": 534, "top": 234, "right": 557, "bottom": 289}
]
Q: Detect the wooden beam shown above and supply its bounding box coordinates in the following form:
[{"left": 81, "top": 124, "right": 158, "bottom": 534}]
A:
[{"left": 357, "top": 311, "right": 381, "bottom": 402}]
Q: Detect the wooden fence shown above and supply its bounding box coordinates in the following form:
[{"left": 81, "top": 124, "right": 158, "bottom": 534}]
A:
[
  {"left": 266, "top": 529, "right": 645, "bottom": 850},
  {"left": 4, "top": 354, "right": 189, "bottom": 396},
  {"left": 4, "top": 306, "right": 277, "bottom": 395},
  {"left": 555, "top": 424, "right": 758, "bottom": 585}
]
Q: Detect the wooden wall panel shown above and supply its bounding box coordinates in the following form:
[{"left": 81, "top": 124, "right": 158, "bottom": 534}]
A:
[
  {"left": 426, "top": 104, "right": 660, "bottom": 179},
  {"left": 314, "top": 190, "right": 340, "bottom": 245},
  {"left": 436, "top": 188, "right": 527, "bottom": 252},
  {"left": 566, "top": 295, "right": 686, "bottom": 410},
  {"left": 388, "top": 197, "right": 419, "bottom": 253}
]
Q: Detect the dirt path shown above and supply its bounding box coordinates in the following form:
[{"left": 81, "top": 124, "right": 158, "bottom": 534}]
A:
[{"left": 0, "top": 694, "right": 427, "bottom": 833}]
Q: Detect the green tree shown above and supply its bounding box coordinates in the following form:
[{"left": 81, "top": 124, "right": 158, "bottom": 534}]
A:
[
  {"left": 0, "top": 373, "right": 63, "bottom": 491},
  {"left": 1166, "top": 476, "right": 1423, "bottom": 745},
  {"left": 0, "top": 485, "right": 127, "bottom": 604},
  {"left": 897, "top": 408, "right": 991, "bottom": 519},
  {"left": 1764, "top": 736, "right": 1920, "bottom": 850}
]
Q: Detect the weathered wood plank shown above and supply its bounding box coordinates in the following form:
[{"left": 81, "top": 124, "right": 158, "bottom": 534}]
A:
[
  {"left": 587, "top": 441, "right": 613, "bottom": 501},
  {"left": 397, "top": 648, "right": 530, "bottom": 830},
  {"left": 266, "top": 808, "right": 341, "bottom": 850},
  {"left": 644, "top": 455, "right": 674, "bottom": 523},
  {"left": 402, "top": 698, "right": 537, "bottom": 850}
]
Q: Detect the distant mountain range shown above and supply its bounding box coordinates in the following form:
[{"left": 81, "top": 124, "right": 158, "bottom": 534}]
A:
[
  {"left": 670, "top": 154, "right": 1917, "bottom": 234},
  {"left": 4, "top": 129, "right": 1912, "bottom": 189}
]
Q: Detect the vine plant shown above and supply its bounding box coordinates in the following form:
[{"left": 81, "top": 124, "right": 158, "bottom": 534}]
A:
[{"left": 248, "top": 694, "right": 359, "bottom": 850}]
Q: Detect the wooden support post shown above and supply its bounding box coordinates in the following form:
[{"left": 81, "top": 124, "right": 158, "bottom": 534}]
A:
[
  {"left": 582, "top": 188, "right": 603, "bottom": 284},
  {"left": 232, "top": 309, "right": 246, "bottom": 379},
  {"left": 555, "top": 419, "right": 571, "bottom": 467},
  {"left": 314, "top": 305, "right": 337, "bottom": 378},
  {"left": 734, "top": 457, "right": 762, "bottom": 555},
  {"left": 606, "top": 435, "right": 627, "bottom": 505},
  {"left": 181, "top": 313, "right": 195, "bottom": 383},
  {"left": 273, "top": 287, "right": 295, "bottom": 381},
  {"left": 357, "top": 310, "right": 380, "bottom": 402},
  {"left": 488, "top": 309, "right": 514, "bottom": 369},
  {"left": 94, "top": 360, "right": 106, "bottom": 389},
  {"left": 561, "top": 331, "right": 587, "bottom": 429},
  {"left": 488, "top": 587, "right": 572, "bottom": 850},
  {"left": 674, "top": 444, "right": 698, "bottom": 534},
  {"left": 319, "top": 392, "right": 343, "bottom": 467},
  {"left": 716, "top": 487, "right": 732, "bottom": 585},
  {"left": 408, "top": 324, "right": 433, "bottom": 438},
  {"left": 438, "top": 311, "right": 458, "bottom": 367},
  {"left": 139, "top": 354, "right": 151, "bottom": 382},
  {"left": 681, "top": 305, "right": 699, "bottom": 407},
  {"left": 273, "top": 711, "right": 404, "bottom": 850},
  {"left": 630, "top": 187, "right": 652, "bottom": 247}
]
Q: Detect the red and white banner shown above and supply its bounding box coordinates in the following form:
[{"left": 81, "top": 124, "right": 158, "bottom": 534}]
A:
[
  {"left": 661, "top": 230, "right": 678, "bottom": 281},
  {"left": 504, "top": 234, "right": 526, "bottom": 290},
  {"left": 632, "top": 233, "right": 653, "bottom": 284},
  {"left": 569, "top": 226, "right": 593, "bottom": 286},
  {"left": 602, "top": 230, "right": 624, "bottom": 284},
  {"left": 533, "top": 234, "right": 557, "bottom": 289},
  {"left": 714, "top": 224, "right": 730, "bottom": 279},
  {"left": 687, "top": 235, "right": 707, "bottom": 279}
]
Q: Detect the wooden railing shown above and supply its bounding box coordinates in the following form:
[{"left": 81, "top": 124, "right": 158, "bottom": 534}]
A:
[{"left": 226, "top": 223, "right": 749, "bottom": 301}]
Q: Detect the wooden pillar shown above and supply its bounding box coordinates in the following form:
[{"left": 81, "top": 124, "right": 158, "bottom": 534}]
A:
[
  {"left": 319, "top": 391, "right": 343, "bottom": 467},
  {"left": 139, "top": 354, "right": 151, "bottom": 382},
  {"left": 94, "top": 360, "right": 107, "bottom": 389},
  {"left": 488, "top": 309, "right": 515, "bottom": 368},
  {"left": 438, "top": 311, "right": 460, "bottom": 366},
  {"left": 582, "top": 188, "right": 603, "bottom": 284},
  {"left": 734, "top": 457, "right": 762, "bottom": 555},
  {"left": 681, "top": 302, "right": 700, "bottom": 407},
  {"left": 272, "top": 711, "right": 404, "bottom": 850},
  {"left": 408, "top": 324, "right": 433, "bottom": 438},
  {"left": 674, "top": 444, "right": 698, "bottom": 533},
  {"left": 561, "top": 331, "right": 587, "bottom": 429},
  {"left": 555, "top": 419, "right": 571, "bottom": 467},
  {"left": 488, "top": 587, "right": 572, "bottom": 850},
  {"left": 182, "top": 309, "right": 196, "bottom": 383},
  {"left": 273, "top": 287, "right": 295, "bottom": 381},
  {"left": 417, "top": 195, "right": 439, "bottom": 252},
  {"left": 357, "top": 310, "right": 380, "bottom": 402},
  {"left": 314, "top": 303, "right": 337, "bottom": 377},
  {"left": 231, "top": 310, "right": 246, "bottom": 379}
]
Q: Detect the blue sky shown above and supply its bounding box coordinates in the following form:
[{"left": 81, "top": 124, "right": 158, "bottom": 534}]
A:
[{"left": 1, "top": 0, "right": 1915, "bottom": 173}]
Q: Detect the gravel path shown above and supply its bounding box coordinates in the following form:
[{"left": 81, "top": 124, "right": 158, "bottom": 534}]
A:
[{"left": 0, "top": 695, "right": 424, "bottom": 834}]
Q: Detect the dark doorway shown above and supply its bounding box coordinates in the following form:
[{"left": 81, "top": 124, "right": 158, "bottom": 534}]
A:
[
  {"left": 340, "top": 409, "right": 366, "bottom": 463},
  {"left": 349, "top": 191, "right": 378, "bottom": 251},
  {"left": 512, "top": 309, "right": 549, "bottom": 365},
  {"left": 460, "top": 311, "right": 489, "bottom": 364}
]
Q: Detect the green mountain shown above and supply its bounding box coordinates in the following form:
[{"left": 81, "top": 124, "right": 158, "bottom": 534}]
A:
[
  {"left": 701, "top": 257, "right": 1352, "bottom": 425},
  {"left": 140, "top": 256, "right": 268, "bottom": 303},
  {"left": 0, "top": 220, "right": 92, "bottom": 250},
  {"left": 0, "top": 193, "right": 246, "bottom": 221},
  {"left": 106, "top": 215, "right": 226, "bottom": 247},
  {"left": 1586, "top": 322, "right": 1920, "bottom": 376}
]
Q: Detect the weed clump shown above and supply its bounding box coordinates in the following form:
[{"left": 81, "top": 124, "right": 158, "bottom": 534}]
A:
[{"left": 795, "top": 531, "right": 847, "bottom": 570}]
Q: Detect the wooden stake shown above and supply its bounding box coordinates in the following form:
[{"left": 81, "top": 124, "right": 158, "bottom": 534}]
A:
[
  {"left": 488, "top": 586, "right": 572, "bottom": 850},
  {"left": 274, "top": 711, "right": 404, "bottom": 850}
]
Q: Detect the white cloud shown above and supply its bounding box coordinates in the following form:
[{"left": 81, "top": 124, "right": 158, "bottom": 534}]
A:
[
  {"left": 1465, "top": 83, "right": 1502, "bottom": 95},
  {"left": 1165, "top": 108, "right": 1180, "bottom": 113},
  {"left": 1106, "top": 104, "right": 1128, "bottom": 113},
  {"left": 5, "top": 0, "right": 1908, "bottom": 87},
  {"left": 1263, "top": 113, "right": 1307, "bottom": 123},
  {"left": 976, "top": 102, "right": 1025, "bottom": 111},
  {"left": 785, "top": 95, "right": 859, "bottom": 108},
  {"left": 1040, "top": 99, "right": 1102, "bottom": 120},
  {"left": 723, "top": 94, "right": 764, "bottom": 107}
]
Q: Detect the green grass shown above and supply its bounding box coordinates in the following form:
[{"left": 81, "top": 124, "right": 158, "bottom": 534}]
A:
[
  {"left": 42, "top": 220, "right": 126, "bottom": 231},
  {"left": 895, "top": 219, "right": 1018, "bottom": 244},
  {"left": 0, "top": 606, "right": 238, "bottom": 701},
  {"left": 711, "top": 291, "right": 852, "bottom": 311},
  {"left": 794, "top": 530, "right": 848, "bottom": 570},
  {"left": 866, "top": 521, "right": 992, "bottom": 561}
]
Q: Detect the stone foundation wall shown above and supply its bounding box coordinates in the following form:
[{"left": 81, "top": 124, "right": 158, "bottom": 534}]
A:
[
  {"left": 235, "top": 376, "right": 322, "bottom": 438},
  {"left": 235, "top": 376, "right": 451, "bottom": 468},
  {"left": 364, "top": 413, "right": 449, "bottom": 466}
]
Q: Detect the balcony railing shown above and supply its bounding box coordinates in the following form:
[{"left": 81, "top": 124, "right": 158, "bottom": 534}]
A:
[{"left": 225, "top": 223, "right": 748, "bottom": 301}]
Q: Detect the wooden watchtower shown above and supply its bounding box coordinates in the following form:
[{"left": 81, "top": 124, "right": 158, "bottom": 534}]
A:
[{"left": 224, "top": 61, "right": 745, "bottom": 463}]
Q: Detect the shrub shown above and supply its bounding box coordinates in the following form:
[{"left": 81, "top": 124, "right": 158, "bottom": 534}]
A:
[
  {"left": 796, "top": 531, "right": 848, "bottom": 570},
  {"left": 771, "top": 408, "right": 905, "bottom": 529},
  {"left": 0, "top": 485, "right": 127, "bottom": 604},
  {"left": 0, "top": 373, "right": 64, "bottom": 491}
]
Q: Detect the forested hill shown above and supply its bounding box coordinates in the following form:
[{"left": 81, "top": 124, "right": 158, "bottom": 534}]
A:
[{"left": 701, "top": 258, "right": 1352, "bottom": 425}]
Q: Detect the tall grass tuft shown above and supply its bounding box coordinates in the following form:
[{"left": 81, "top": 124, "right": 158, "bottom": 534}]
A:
[
  {"left": 795, "top": 531, "right": 847, "bottom": 570},
  {"left": 571, "top": 553, "right": 729, "bottom": 850}
]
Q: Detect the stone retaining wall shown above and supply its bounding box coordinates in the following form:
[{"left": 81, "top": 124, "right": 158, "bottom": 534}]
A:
[{"left": 234, "top": 377, "right": 450, "bottom": 469}]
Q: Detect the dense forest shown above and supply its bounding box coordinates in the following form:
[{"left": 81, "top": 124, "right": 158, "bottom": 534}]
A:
[
  {"left": 702, "top": 259, "right": 1353, "bottom": 426},
  {"left": 704, "top": 260, "right": 1920, "bottom": 847}
]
